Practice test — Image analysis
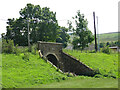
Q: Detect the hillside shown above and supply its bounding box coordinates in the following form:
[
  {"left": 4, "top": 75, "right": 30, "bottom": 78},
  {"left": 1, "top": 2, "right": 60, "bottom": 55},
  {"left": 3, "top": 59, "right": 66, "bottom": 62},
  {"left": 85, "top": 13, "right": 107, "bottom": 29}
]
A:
[
  {"left": 63, "top": 49, "right": 118, "bottom": 78},
  {"left": 2, "top": 52, "right": 118, "bottom": 88},
  {"left": 97, "top": 32, "right": 119, "bottom": 43},
  {"left": 68, "top": 32, "right": 119, "bottom": 46},
  {"left": 2, "top": 53, "right": 68, "bottom": 88}
]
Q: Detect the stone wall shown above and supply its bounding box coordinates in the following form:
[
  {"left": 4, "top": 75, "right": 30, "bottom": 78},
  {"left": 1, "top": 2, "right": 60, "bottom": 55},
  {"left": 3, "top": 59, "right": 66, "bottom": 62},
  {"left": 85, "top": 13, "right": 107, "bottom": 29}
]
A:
[
  {"left": 38, "top": 41, "right": 95, "bottom": 76},
  {"left": 61, "top": 52, "right": 95, "bottom": 76},
  {"left": 37, "top": 41, "right": 64, "bottom": 70},
  {"left": 38, "top": 41, "right": 62, "bottom": 56}
]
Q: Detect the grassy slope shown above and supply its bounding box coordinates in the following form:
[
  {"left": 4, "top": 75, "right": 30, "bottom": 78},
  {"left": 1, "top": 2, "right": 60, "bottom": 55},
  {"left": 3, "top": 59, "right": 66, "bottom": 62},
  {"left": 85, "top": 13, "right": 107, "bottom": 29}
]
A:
[
  {"left": 69, "top": 32, "right": 119, "bottom": 43},
  {"left": 31, "top": 49, "right": 118, "bottom": 88},
  {"left": 2, "top": 53, "right": 68, "bottom": 88},
  {"left": 2, "top": 52, "right": 118, "bottom": 88},
  {"left": 98, "top": 32, "right": 119, "bottom": 43},
  {"left": 63, "top": 49, "right": 118, "bottom": 78}
]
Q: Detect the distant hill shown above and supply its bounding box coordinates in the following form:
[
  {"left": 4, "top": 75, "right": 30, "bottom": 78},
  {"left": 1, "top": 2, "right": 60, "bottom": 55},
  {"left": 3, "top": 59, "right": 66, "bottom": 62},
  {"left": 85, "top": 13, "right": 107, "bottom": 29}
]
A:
[
  {"left": 68, "top": 32, "right": 119, "bottom": 43},
  {"left": 97, "top": 32, "right": 119, "bottom": 43}
]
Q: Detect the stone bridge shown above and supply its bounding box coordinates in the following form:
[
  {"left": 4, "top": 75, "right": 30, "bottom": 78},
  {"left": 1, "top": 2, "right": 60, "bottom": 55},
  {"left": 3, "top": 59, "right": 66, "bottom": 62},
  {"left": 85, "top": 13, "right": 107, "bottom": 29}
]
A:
[{"left": 38, "top": 41, "right": 95, "bottom": 76}]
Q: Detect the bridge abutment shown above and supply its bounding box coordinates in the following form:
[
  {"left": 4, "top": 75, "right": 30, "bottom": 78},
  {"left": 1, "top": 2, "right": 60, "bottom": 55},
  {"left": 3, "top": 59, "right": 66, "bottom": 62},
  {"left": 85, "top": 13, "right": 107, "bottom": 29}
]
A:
[{"left": 38, "top": 41, "right": 95, "bottom": 76}]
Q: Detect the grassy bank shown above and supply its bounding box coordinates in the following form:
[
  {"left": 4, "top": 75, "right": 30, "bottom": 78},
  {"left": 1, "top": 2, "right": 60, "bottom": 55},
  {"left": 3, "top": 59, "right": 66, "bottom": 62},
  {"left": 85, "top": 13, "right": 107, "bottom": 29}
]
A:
[
  {"left": 2, "top": 53, "right": 68, "bottom": 88},
  {"left": 63, "top": 49, "right": 118, "bottom": 78},
  {"left": 2, "top": 50, "right": 119, "bottom": 88},
  {"left": 98, "top": 32, "right": 119, "bottom": 43}
]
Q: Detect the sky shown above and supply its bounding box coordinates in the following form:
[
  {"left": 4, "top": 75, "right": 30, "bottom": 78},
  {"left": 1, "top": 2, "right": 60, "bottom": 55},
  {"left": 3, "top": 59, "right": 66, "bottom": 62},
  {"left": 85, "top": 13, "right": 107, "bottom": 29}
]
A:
[{"left": 0, "top": 0, "right": 119, "bottom": 36}]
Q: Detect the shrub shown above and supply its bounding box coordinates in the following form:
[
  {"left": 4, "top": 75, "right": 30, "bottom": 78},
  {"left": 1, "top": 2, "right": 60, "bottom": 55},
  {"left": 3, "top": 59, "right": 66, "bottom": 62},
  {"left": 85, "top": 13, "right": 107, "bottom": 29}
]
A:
[
  {"left": 2, "top": 39, "right": 21, "bottom": 55},
  {"left": 101, "top": 46, "right": 111, "bottom": 54},
  {"left": 2, "top": 39, "right": 14, "bottom": 54},
  {"left": 13, "top": 44, "right": 20, "bottom": 55},
  {"left": 22, "top": 46, "right": 29, "bottom": 53}
]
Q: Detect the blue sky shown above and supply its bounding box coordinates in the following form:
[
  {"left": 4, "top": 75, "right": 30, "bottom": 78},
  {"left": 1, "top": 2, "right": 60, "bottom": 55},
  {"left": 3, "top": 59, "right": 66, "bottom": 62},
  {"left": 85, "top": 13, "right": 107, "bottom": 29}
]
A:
[{"left": 0, "top": 0, "right": 119, "bottom": 35}]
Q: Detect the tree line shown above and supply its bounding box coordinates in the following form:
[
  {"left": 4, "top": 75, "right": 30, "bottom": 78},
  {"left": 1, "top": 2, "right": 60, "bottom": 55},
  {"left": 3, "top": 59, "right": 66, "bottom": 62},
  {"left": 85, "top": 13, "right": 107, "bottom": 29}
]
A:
[
  {"left": 2, "top": 3, "right": 94, "bottom": 51},
  {"left": 99, "top": 41, "right": 120, "bottom": 48},
  {"left": 2, "top": 3, "right": 69, "bottom": 48}
]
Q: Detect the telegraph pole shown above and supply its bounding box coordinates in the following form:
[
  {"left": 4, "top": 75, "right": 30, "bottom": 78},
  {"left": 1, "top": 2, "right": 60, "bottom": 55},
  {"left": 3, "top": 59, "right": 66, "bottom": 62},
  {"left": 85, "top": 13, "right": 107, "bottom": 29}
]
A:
[
  {"left": 96, "top": 16, "right": 100, "bottom": 51},
  {"left": 93, "top": 12, "right": 97, "bottom": 52},
  {"left": 27, "top": 12, "right": 31, "bottom": 52}
]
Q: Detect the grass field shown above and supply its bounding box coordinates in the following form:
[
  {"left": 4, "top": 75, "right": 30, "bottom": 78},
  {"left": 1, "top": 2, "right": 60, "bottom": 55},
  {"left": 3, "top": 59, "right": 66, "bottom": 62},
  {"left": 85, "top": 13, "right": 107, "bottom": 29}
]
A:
[
  {"left": 98, "top": 32, "right": 119, "bottom": 43},
  {"left": 33, "top": 77, "right": 118, "bottom": 88},
  {"left": 69, "top": 32, "right": 119, "bottom": 44},
  {"left": 2, "top": 50, "right": 119, "bottom": 88}
]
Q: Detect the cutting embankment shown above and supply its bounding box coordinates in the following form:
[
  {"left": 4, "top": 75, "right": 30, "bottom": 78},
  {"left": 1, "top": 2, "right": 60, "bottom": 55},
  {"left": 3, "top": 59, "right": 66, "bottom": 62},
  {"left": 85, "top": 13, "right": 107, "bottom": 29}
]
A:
[{"left": 2, "top": 50, "right": 118, "bottom": 88}]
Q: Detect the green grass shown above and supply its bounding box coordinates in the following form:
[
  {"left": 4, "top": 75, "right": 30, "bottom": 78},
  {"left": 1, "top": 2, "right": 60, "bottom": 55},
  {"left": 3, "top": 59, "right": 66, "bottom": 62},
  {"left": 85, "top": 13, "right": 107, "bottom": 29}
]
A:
[
  {"left": 63, "top": 49, "right": 118, "bottom": 78},
  {"left": 69, "top": 32, "right": 119, "bottom": 43},
  {"left": 98, "top": 32, "right": 119, "bottom": 43},
  {"left": 2, "top": 53, "right": 68, "bottom": 88},
  {"left": 2, "top": 51, "right": 119, "bottom": 88},
  {"left": 33, "top": 77, "right": 118, "bottom": 88}
]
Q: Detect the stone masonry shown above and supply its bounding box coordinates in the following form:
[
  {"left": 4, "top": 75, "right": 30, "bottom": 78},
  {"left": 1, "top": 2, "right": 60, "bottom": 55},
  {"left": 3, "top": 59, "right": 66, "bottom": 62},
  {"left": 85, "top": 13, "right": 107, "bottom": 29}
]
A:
[{"left": 38, "top": 41, "right": 95, "bottom": 76}]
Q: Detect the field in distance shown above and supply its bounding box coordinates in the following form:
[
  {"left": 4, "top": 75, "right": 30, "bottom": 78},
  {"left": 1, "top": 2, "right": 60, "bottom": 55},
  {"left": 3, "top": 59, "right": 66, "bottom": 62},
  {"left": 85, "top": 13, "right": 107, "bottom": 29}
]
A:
[{"left": 98, "top": 32, "right": 119, "bottom": 43}]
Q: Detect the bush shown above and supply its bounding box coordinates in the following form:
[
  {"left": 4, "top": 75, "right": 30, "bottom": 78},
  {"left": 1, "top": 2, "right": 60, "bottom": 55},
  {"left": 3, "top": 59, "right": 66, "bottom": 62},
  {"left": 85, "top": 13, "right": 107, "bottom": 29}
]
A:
[
  {"left": 21, "top": 46, "right": 29, "bottom": 53},
  {"left": 2, "top": 39, "right": 20, "bottom": 55},
  {"left": 101, "top": 46, "right": 111, "bottom": 54},
  {"left": 2, "top": 39, "right": 14, "bottom": 54},
  {"left": 13, "top": 44, "right": 20, "bottom": 55}
]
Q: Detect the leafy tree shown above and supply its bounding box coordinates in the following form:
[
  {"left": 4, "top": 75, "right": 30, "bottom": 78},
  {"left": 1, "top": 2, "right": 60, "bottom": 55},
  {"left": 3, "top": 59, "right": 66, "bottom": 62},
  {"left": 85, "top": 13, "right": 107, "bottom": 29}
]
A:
[
  {"left": 56, "top": 27, "right": 70, "bottom": 48},
  {"left": 68, "top": 10, "right": 94, "bottom": 50},
  {"left": 6, "top": 3, "right": 59, "bottom": 46},
  {"left": 1, "top": 33, "right": 6, "bottom": 39}
]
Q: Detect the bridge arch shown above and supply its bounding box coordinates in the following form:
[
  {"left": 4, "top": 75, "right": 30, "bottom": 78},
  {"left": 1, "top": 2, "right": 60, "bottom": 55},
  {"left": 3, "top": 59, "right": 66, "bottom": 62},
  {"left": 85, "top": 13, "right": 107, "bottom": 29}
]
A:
[
  {"left": 46, "top": 53, "right": 59, "bottom": 67},
  {"left": 38, "top": 41, "right": 95, "bottom": 76}
]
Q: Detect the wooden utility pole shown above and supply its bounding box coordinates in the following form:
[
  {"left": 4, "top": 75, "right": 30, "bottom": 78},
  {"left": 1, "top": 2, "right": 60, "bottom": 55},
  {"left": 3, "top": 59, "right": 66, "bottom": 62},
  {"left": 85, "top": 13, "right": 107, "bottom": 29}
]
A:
[
  {"left": 27, "top": 13, "right": 31, "bottom": 52},
  {"left": 93, "top": 12, "right": 97, "bottom": 52},
  {"left": 96, "top": 16, "right": 100, "bottom": 51}
]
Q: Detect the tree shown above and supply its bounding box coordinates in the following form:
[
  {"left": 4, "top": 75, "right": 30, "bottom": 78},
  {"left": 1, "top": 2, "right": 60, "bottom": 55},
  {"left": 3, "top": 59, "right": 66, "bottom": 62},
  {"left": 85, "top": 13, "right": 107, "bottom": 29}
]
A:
[
  {"left": 6, "top": 3, "right": 59, "bottom": 46},
  {"left": 56, "top": 26, "right": 70, "bottom": 48},
  {"left": 68, "top": 10, "right": 94, "bottom": 50}
]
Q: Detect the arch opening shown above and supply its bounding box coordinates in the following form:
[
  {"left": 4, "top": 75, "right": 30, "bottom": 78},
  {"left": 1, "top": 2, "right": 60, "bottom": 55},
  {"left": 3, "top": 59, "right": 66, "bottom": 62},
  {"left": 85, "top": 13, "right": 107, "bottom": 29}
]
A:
[{"left": 46, "top": 54, "right": 58, "bottom": 67}]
